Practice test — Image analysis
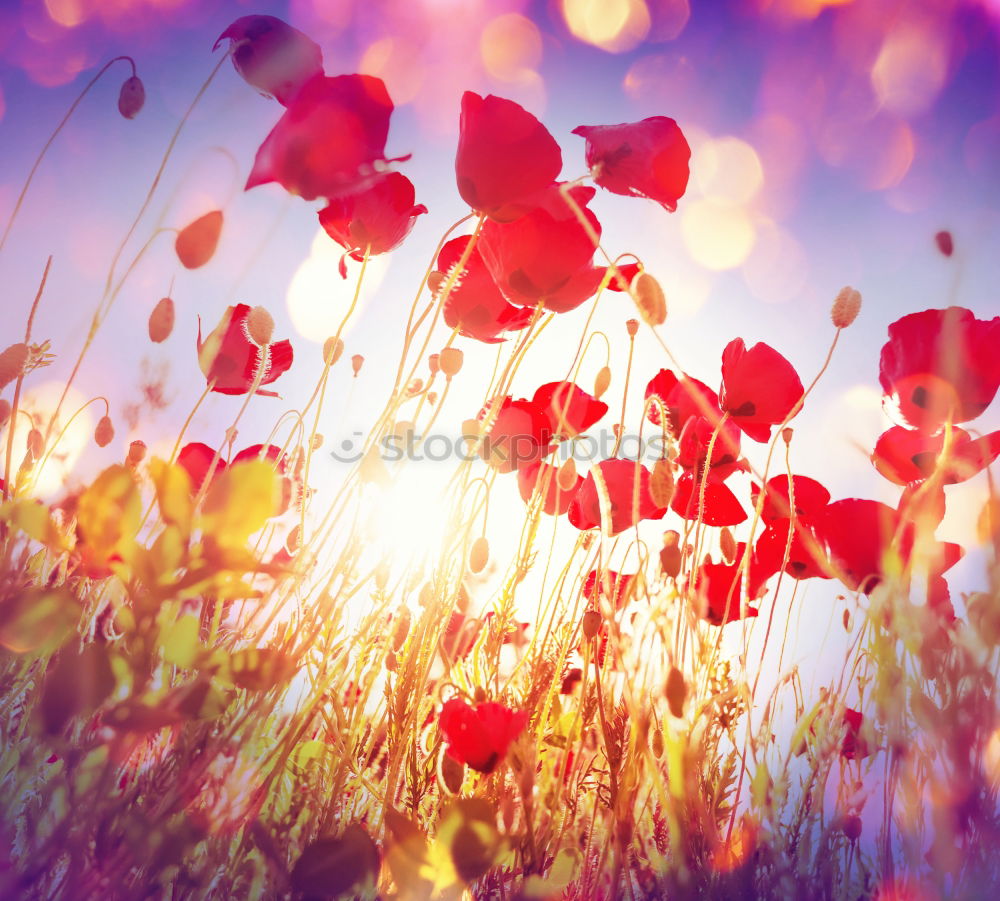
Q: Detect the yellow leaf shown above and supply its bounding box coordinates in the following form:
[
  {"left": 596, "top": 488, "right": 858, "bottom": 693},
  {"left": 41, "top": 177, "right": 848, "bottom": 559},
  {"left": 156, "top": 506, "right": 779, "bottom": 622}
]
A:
[
  {"left": 200, "top": 460, "right": 278, "bottom": 548},
  {"left": 77, "top": 465, "right": 141, "bottom": 564},
  {"left": 149, "top": 458, "right": 194, "bottom": 533},
  {"left": 0, "top": 499, "right": 66, "bottom": 551},
  {"left": 218, "top": 646, "right": 296, "bottom": 692},
  {"left": 161, "top": 614, "right": 200, "bottom": 668},
  {"left": 0, "top": 588, "right": 78, "bottom": 654}
]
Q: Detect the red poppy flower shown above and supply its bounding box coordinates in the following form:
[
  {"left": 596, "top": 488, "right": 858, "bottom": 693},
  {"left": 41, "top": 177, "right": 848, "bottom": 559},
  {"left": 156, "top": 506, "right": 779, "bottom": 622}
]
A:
[
  {"left": 455, "top": 92, "right": 562, "bottom": 222},
  {"left": 670, "top": 469, "right": 747, "bottom": 526},
  {"left": 517, "top": 461, "right": 583, "bottom": 516},
  {"left": 532, "top": 381, "right": 608, "bottom": 439},
  {"left": 571, "top": 117, "right": 691, "bottom": 212},
  {"left": 674, "top": 414, "right": 743, "bottom": 474},
  {"left": 178, "top": 442, "right": 296, "bottom": 514},
  {"left": 583, "top": 569, "right": 636, "bottom": 609},
  {"left": 753, "top": 520, "right": 831, "bottom": 583},
  {"left": 871, "top": 425, "right": 1000, "bottom": 486},
  {"left": 478, "top": 184, "right": 605, "bottom": 313},
  {"left": 246, "top": 74, "right": 401, "bottom": 201},
  {"left": 691, "top": 545, "right": 759, "bottom": 626},
  {"left": 841, "top": 708, "right": 869, "bottom": 760},
  {"left": 439, "top": 698, "right": 527, "bottom": 773},
  {"left": 879, "top": 307, "right": 1000, "bottom": 431},
  {"left": 197, "top": 304, "right": 293, "bottom": 396},
  {"left": 720, "top": 338, "right": 804, "bottom": 443},
  {"left": 479, "top": 397, "right": 553, "bottom": 473},
  {"left": 435, "top": 236, "right": 533, "bottom": 343},
  {"left": 215, "top": 15, "right": 323, "bottom": 106},
  {"left": 567, "top": 459, "right": 667, "bottom": 535},
  {"left": 318, "top": 172, "right": 427, "bottom": 272},
  {"left": 644, "top": 369, "right": 720, "bottom": 434},
  {"left": 750, "top": 475, "right": 831, "bottom": 522}
]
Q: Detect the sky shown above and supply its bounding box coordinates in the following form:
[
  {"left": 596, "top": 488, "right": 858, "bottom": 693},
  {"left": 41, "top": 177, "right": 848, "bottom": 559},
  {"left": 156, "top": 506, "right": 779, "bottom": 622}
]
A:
[{"left": 2, "top": 0, "right": 1000, "bottom": 676}]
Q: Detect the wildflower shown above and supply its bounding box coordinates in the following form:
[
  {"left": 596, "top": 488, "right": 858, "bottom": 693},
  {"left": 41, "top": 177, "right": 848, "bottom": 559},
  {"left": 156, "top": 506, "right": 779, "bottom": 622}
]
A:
[
  {"left": 691, "top": 545, "right": 759, "bottom": 626},
  {"left": 567, "top": 459, "right": 667, "bottom": 535},
  {"left": 720, "top": 338, "right": 804, "bottom": 442},
  {"left": 831, "top": 286, "right": 861, "bottom": 329},
  {"left": 178, "top": 442, "right": 297, "bottom": 514},
  {"left": 246, "top": 74, "right": 401, "bottom": 201},
  {"left": 455, "top": 92, "right": 561, "bottom": 222},
  {"left": 435, "top": 235, "right": 534, "bottom": 344},
  {"left": 645, "top": 368, "right": 723, "bottom": 436},
  {"left": 871, "top": 425, "right": 1000, "bottom": 485},
  {"left": 670, "top": 468, "right": 747, "bottom": 526},
  {"left": 438, "top": 698, "right": 527, "bottom": 774},
  {"left": 175, "top": 211, "right": 224, "bottom": 269},
  {"left": 215, "top": 15, "right": 323, "bottom": 106},
  {"left": 478, "top": 183, "right": 605, "bottom": 313},
  {"left": 117, "top": 75, "right": 145, "bottom": 119},
  {"left": 479, "top": 396, "right": 553, "bottom": 474},
  {"left": 879, "top": 307, "right": 1000, "bottom": 431},
  {"left": 532, "top": 381, "right": 607, "bottom": 440},
  {"left": 583, "top": 569, "right": 636, "bottom": 609},
  {"left": 750, "top": 475, "right": 832, "bottom": 584},
  {"left": 148, "top": 297, "right": 175, "bottom": 343},
  {"left": 517, "top": 461, "right": 583, "bottom": 516},
  {"left": 572, "top": 116, "right": 691, "bottom": 212},
  {"left": 841, "top": 708, "right": 869, "bottom": 760},
  {"left": 197, "top": 303, "right": 293, "bottom": 396},
  {"left": 319, "top": 172, "right": 427, "bottom": 275}
]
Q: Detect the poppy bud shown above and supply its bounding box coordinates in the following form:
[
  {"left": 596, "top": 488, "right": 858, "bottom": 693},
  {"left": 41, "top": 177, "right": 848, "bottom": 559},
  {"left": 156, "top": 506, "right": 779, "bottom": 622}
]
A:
[
  {"left": 842, "top": 815, "right": 862, "bottom": 842},
  {"left": 626, "top": 318, "right": 639, "bottom": 338},
  {"left": 660, "top": 530, "right": 682, "bottom": 579},
  {"left": 0, "top": 399, "right": 10, "bottom": 429},
  {"left": 117, "top": 75, "right": 145, "bottom": 119},
  {"left": 934, "top": 230, "right": 954, "bottom": 257},
  {"left": 392, "top": 608, "right": 411, "bottom": 651},
  {"left": 439, "top": 347, "right": 463, "bottom": 378},
  {"left": 351, "top": 354, "right": 364, "bottom": 376},
  {"left": 469, "top": 536, "right": 489, "bottom": 573},
  {"left": 720, "top": 527, "right": 737, "bottom": 564},
  {"left": 781, "top": 427, "right": 793, "bottom": 444},
  {"left": 557, "top": 457, "right": 577, "bottom": 491},
  {"left": 630, "top": 271, "right": 666, "bottom": 327},
  {"left": 407, "top": 378, "right": 423, "bottom": 396},
  {"left": 594, "top": 365, "right": 611, "bottom": 399},
  {"left": 95, "top": 416, "right": 114, "bottom": 448},
  {"left": 649, "top": 459, "right": 674, "bottom": 508},
  {"left": 0, "top": 342, "right": 29, "bottom": 391},
  {"left": 582, "top": 609, "right": 602, "bottom": 639},
  {"left": 127, "top": 440, "right": 146, "bottom": 465},
  {"left": 439, "top": 749, "right": 465, "bottom": 795},
  {"left": 323, "top": 336, "right": 344, "bottom": 366},
  {"left": 830, "top": 286, "right": 861, "bottom": 329},
  {"left": 385, "top": 651, "right": 397, "bottom": 672},
  {"left": 651, "top": 728, "right": 664, "bottom": 759},
  {"left": 26, "top": 428, "right": 44, "bottom": 459},
  {"left": 148, "top": 297, "right": 175, "bottom": 343},
  {"left": 175, "top": 210, "right": 223, "bottom": 269},
  {"left": 246, "top": 306, "right": 275, "bottom": 346},
  {"left": 428, "top": 353, "right": 440, "bottom": 375},
  {"left": 665, "top": 666, "right": 686, "bottom": 717},
  {"left": 427, "top": 391, "right": 438, "bottom": 405},
  {"left": 427, "top": 271, "right": 444, "bottom": 294},
  {"left": 473, "top": 686, "right": 488, "bottom": 703}
]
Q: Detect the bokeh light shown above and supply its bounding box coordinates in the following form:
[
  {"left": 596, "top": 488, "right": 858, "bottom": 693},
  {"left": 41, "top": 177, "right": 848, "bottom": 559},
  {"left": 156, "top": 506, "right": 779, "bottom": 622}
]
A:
[{"left": 561, "top": 0, "right": 651, "bottom": 53}]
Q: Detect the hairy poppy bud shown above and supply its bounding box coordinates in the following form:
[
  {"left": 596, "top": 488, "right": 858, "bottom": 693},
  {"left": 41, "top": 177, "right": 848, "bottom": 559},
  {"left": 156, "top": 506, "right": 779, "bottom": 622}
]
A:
[
  {"left": 649, "top": 459, "right": 674, "bottom": 508},
  {"left": 842, "top": 815, "right": 862, "bottom": 842},
  {"left": 582, "top": 609, "right": 602, "bottom": 639},
  {"left": 351, "top": 354, "right": 364, "bottom": 376},
  {"left": 0, "top": 342, "right": 29, "bottom": 391},
  {"left": 594, "top": 365, "right": 611, "bottom": 399},
  {"left": 0, "top": 399, "right": 10, "bottom": 429},
  {"left": 720, "top": 527, "right": 737, "bottom": 564},
  {"left": 651, "top": 729, "right": 664, "bottom": 759},
  {"left": 469, "top": 536, "right": 489, "bottom": 573},
  {"left": 831, "top": 286, "right": 861, "bottom": 329},
  {"left": 127, "top": 440, "right": 146, "bottom": 465},
  {"left": 118, "top": 75, "right": 145, "bottom": 119},
  {"left": 148, "top": 297, "right": 175, "bottom": 343},
  {"left": 322, "top": 336, "right": 344, "bottom": 366},
  {"left": 781, "top": 427, "right": 794, "bottom": 444},
  {"left": 439, "top": 347, "right": 463, "bottom": 378},
  {"left": 660, "top": 530, "right": 682, "bottom": 579},
  {"left": 385, "top": 650, "right": 397, "bottom": 671},
  {"left": 175, "top": 210, "right": 224, "bottom": 269},
  {"left": 246, "top": 306, "right": 274, "bottom": 346},
  {"left": 631, "top": 271, "right": 666, "bottom": 327},
  {"left": 94, "top": 416, "right": 114, "bottom": 448},
  {"left": 557, "top": 457, "right": 577, "bottom": 491},
  {"left": 665, "top": 666, "right": 686, "bottom": 717},
  {"left": 286, "top": 525, "right": 301, "bottom": 552},
  {"left": 26, "top": 428, "right": 44, "bottom": 459},
  {"left": 626, "top": 318, "right": 639, "bottom": 338}
]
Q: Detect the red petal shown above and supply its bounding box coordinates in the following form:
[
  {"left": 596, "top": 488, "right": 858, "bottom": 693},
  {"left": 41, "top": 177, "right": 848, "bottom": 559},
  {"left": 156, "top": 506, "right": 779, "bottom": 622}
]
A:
[
  {"left": 479, "top": 398, "right": 553, "bottom": 473},
  {"left": 517, "top": 461, "right": 582, "bottom": 516},
  {"left": 720, "top": 338, "right": 804, "bottom": 443},
  {"left": 568, "top": 459, "right": 666, "bottom": 535},
  {"left": 175, "top": 210, "right": 223, "bottom": 270},
  {"left": 177, "top": 442, "right": 224, "bottom": 492},
  {"left": 670, "top": 469, "right": 747, "bottom": 526},
  {"left": 532, "top": 381, "right": 608, "bottom": 439},
  {"left": 873, "top": 425, "right": 1000, "bottom": 485},
  {"left": 750, "top": 474, "right": 830, "bottom": 521}
]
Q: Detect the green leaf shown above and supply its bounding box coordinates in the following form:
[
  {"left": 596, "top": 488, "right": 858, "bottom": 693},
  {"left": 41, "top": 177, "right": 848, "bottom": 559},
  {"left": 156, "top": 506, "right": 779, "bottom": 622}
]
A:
[
  {"left": 0, "top": 588, "right": 78, "bottom": 654},
  {"left": 437, "top": 797, "right": 501, "bottom": 885},
  {"left": 40, "top": 643, "right": 115, "bottom": 735},
  {"left": 290, "top": 824, "right": 380, "bottom": 898}
]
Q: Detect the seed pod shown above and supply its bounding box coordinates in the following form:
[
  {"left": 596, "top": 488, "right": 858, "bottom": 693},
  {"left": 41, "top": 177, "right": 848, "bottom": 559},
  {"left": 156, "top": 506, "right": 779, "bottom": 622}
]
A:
[
  {"left": 385, "top": 651, "right": 397, "bottom": 672},
  {"left": 148, "top": 297, "right": 175, "bottom": 343},
  {"left": 720, "top": 527, "right": 737, "bottom": 564},
  {"left": 428, "top": 353, "right": 440, "bottom": 375},
  {"left": 0, "top": 343, "right": 29, "bottom": 391},
  {"left": 649, "top": 459, "right": 674, "bottom": 508},
  {"left": 830, "top": 286, "right": 861, "bottom": 329},
  {"left": 660, "top": 530, "right": 682, "bottom": 579},
  {"left": 781, "top": 427, "right": 794, "bottom": 445},
  {"left": 469, "top": 536, "right": 489, "bottom": 573},
  {"left": 351, "top": 354, "right": 364, "bottom": 376},
  {"left": 934, "top": 230, "right": 954, "bottom": 258},
  {"left": 582, "top": 609, "right": 602, "bottom": 639},
  {"left": 175, "top": 210, "right": 224, "bottom": 269},
  {"left": 842, "top": 815, "right": 862, "bottom": 842},
  {"left": 439, "top": 749, "right": 465, "bottom": 795},
  {"left": 246, "top": 306, "right": 274, "bottom": 345},
  {"left": 117, "top": 74, "right": 145, "bottom": 119},
  {"left": 630, "top": 270, "right": 666, "bottom": 327},
  {"left": 94, "top": 416, "right": 114, "bottom": 448},
  {"left": 594, "top": 365, "right": 611, "bottom": 399},
  {"left": 26, "top": 428, "right": 44, "bottom": 459},
  {"left": 557, "top": 457, "right": 577, "bottom": 491},
  {"left": 665, "top": 666, "right": 686, "bottom": 717},
  {"left": 0, "top": 399, "right": 10, "bottom": 430},
  {"left": 127, "top": 440, "right": 146, "bottom": 465},
  {"left": 323, "top": 337, "right": 344, "bottom": 366},
  {"left": 439, "top": 347, "right": 463, "bottom": 378},
  {"left": 625, "top": 318, "right": 639, "bottom": 338},
  {"left": 651, "top": 728, "right": 665, "bottom": 759}
]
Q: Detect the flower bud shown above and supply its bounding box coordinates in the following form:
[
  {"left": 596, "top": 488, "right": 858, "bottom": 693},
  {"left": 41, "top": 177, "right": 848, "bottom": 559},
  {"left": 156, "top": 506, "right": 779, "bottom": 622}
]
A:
[
  {"left": 594, "top": 365, "right": 611, "bottom": 399},
  {"left": 439, "top": 347, "right": 463, "bottom": 378},
  {"left": 385, "top": 650, "right": 397, "bottom": 672},
  {"left": 660, "top": 530, "right": 682, "bottom": 579},
  {"left": 0, "top": 343, "right": 29, "bottom": 391},
  {"left": 427, "top": 391, "right": 438, "bottom": 405},
  {"left": 175, "top": 210, "right": 223, "bottom": 269},
  {"left": 665, "top": 666, "right": 686, "bottom": 717},
  {"left": 95, "top": 415, "right": 115, "bottom": 448},
  {"left": 651, "top": 729, "right": 664, "bottom": 759},
  {"left": 428, "top": 353, "right": 440, "bottom": 375},
  {"left": 842, "top": 815, "right": 862, "bottom": 842},
  {"left": 469, "top": 536, "right": 489, "bottom": 573},
  {"left": 26, "top": 428, "right": 44, "bottom": 459},
  {"left": 286, "top": 525, "right": 301, "bottom": 552},
  {"left": 781, "top": 427, "right": 794, "bottom": 445},
  {"left": 831, "top": 286, "right": 861, "bottom": 329},
  {"left": 127, "top": 440, "right": 146, "bottom": 465},
  {"left": 323, "top": 336, "right": 344, "bottom": 366},
  {"left": 582, "top": 609, "right": 602, "bottom": 639},
  {"left": 351, "top": 354, "right": 364, "bottom": 376},
  {"left": 118, "top": 74, "right": 145, "bottom": 119},
  {"left": 625, "top": 318, "right": 639, "bottom": 338},
  {"left": 148, "top": 297, "right": 175, "bottom": 343},
  {"left": 649, "top": 459, "right": 674, "bottom": 508},
  {"left": 246, "top": 306, "right": 274, "bottom": 346},
  {"left": 557, "top": 457, "right": 577, "bottom": 491},
  {"left": 720, "top": 527, "right": 737, "bottom": 564},
  {"left": 630, "top": 271, "right": 666, "bottom": 327},
  {"left": 934, "top": 230, "right": 954, "bottom": 258}
]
